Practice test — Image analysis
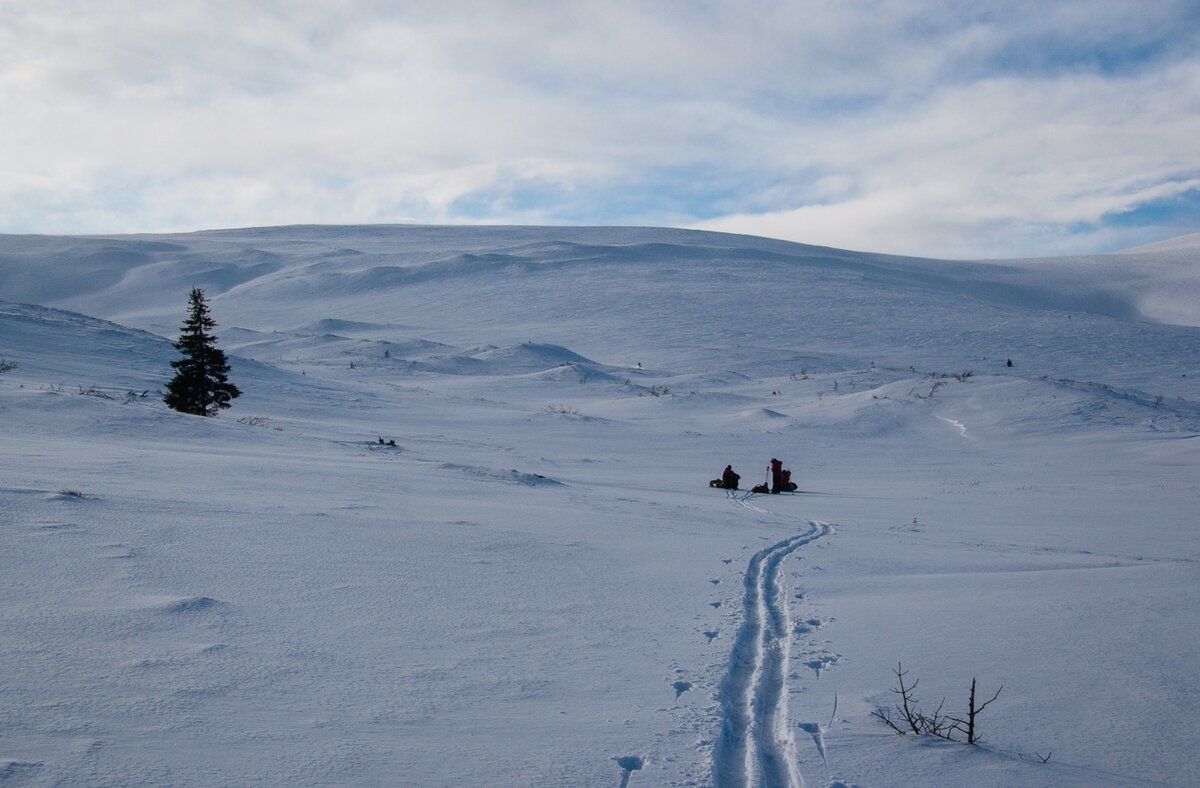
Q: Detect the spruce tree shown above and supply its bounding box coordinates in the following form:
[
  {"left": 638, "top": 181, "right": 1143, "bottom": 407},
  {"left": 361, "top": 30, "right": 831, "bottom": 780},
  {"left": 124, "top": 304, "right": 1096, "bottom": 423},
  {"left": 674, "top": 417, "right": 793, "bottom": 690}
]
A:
[{"left": 164, "top": 288, "right": 241, "bottom": 416}]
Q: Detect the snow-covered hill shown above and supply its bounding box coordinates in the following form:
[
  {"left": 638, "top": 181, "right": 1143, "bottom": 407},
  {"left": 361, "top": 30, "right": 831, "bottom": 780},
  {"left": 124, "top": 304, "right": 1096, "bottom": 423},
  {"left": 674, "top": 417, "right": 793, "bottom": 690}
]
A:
[{"left": 1, "top": 226, "right": 1197, "bottom": 786}]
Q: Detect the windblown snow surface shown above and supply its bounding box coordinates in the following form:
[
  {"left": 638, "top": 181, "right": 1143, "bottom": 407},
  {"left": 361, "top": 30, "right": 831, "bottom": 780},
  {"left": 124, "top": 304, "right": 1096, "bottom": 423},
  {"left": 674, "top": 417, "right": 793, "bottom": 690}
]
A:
[{"left": 1, "top": 225, "right": 1198, "bottom": 787}]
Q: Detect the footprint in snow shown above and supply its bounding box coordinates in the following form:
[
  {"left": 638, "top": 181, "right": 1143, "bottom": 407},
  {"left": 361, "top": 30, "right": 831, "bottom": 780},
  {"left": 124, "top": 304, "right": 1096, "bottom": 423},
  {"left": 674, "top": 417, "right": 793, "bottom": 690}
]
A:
[
  {"left": 703, "top": 630, "right": 719, "bottom": 644},
  {"left": 794, "top": 618, "right": 823, "bottom": 635},
  {"left": 672, "top": 680, "right": 692, "bottom": 699},
  {"left": 614, "top": 755, "right": 645, "bottom": 788},
  {"left": 710, "top": 601, "right": 722, "bottom": 609},
  {"left": 798, "top": 722, "right": 828, "bottom": 766},
  {"left": 805, "top": 654, "right": 840, "bottom": 677}
]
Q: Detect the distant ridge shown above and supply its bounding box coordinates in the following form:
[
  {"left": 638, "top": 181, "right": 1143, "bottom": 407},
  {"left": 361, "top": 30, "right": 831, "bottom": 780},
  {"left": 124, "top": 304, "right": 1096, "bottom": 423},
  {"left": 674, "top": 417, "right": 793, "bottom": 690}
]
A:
[
  {"left": 1, "top": 224, "right": 1198, "bottom": 328},
  {"left": 1120, "top": 231, "right": 1200, "bottom": 254}
]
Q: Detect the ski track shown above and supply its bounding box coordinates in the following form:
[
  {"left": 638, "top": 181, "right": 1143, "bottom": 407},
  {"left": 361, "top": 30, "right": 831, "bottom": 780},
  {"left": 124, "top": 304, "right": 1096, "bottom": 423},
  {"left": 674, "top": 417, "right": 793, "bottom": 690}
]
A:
[
  {"left": 714, "top": 519, "right": 831, "bottom": 788},
  {"left": 727, "top": 489, "right": 768, "bottom": 513}
]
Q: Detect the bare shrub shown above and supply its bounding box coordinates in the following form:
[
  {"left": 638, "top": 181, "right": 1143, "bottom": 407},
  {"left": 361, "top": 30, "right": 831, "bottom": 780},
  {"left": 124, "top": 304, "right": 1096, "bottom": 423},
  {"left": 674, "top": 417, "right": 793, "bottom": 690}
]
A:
[
  {"left": 871, "top": 662, "right": 1003, "bottom": 745},
  {"left": 78, "top": 386, "right": 115, "bottom": 399}
]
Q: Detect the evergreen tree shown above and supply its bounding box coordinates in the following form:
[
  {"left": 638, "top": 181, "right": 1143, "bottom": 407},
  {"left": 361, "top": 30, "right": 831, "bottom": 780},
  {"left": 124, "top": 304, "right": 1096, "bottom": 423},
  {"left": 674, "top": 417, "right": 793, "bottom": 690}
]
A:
[{"left": 164, "top": 288, "right": 241, "bottom": 416}]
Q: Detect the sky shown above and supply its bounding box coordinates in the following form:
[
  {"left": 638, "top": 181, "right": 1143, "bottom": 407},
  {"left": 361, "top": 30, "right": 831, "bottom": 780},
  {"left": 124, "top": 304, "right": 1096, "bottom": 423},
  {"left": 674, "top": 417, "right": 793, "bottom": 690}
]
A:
[{"left": 1, "top": 0, "right": 1199, "bottom": 259}]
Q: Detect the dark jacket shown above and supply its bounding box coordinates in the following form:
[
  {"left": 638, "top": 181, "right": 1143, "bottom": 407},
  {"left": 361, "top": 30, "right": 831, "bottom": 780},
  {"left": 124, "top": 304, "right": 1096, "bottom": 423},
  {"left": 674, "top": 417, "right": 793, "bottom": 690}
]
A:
[{"left": 722, "top": 465, "right": 740, "bottom": 489}]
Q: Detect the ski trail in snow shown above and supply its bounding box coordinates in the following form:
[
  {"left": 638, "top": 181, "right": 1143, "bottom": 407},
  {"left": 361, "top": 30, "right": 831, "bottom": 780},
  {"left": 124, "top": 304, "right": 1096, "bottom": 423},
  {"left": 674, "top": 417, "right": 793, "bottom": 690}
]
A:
[
  {"left": 728, "top": 489, "right": 769, "bottom": 513},
  {"left": 714, "top": 521, "right": 831, "bottom": 788}
]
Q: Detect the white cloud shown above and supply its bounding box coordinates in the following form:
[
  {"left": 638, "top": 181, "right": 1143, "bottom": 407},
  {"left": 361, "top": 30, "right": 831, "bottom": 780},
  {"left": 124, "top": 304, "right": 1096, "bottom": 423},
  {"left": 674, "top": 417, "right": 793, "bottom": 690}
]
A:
[
  {"left": 1, "top": 1, "right": 1198, "bottom": 256},
  {"left": 730, "top": 59, "right": 1200, "bottom": 256}
]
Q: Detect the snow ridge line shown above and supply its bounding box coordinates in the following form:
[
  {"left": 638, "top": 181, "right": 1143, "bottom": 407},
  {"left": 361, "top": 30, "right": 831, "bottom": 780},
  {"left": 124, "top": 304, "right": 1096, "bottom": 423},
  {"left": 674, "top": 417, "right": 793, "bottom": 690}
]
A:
[{"left": 713, "top": 522, "right": 830, "bottom": 788}]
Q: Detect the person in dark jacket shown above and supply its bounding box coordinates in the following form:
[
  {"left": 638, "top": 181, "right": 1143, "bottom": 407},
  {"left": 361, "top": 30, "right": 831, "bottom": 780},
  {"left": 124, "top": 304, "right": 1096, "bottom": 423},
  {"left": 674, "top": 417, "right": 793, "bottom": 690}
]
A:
[
  {"left": 722, "top": 465, "right": 740, "bottom": 490},
  {"left": 710, "top": 465, "right": 741, "bottom": 489},
  {"left": 769, "top": 458, "right": 784, "bottom": 493}
]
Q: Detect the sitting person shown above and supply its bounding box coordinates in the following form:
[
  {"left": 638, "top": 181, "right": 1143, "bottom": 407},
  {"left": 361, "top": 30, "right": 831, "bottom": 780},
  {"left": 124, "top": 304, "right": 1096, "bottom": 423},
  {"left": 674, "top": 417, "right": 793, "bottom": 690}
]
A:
[
  {"left": 722, "top": 465, "right": 740, "bottom": 490},
  {"left": 709, "top": 464, "right": 741, "bottom": 489}
]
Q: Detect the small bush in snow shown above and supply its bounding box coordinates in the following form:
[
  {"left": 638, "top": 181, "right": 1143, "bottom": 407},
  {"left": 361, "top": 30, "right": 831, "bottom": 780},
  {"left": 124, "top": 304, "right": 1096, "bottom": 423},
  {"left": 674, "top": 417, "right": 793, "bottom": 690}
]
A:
[
  {"left": 872, "top": 662, "right": 1003, "bottom": 745},
  {"left": 910, "top": 381, "right": 946, "bottom": 399},
  {"left": 78, "top": 386, "right": 115, "bottom": 399},
  {"left": 0, "top": 357, "right": 17, "bottom": 374}
]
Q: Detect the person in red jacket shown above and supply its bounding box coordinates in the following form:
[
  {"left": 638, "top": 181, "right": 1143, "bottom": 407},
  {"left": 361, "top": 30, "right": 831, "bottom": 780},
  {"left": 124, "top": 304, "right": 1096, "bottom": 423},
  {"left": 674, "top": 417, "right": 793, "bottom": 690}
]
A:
[{"left": 769, "top": 458, "right": 783, "bottom": 494}]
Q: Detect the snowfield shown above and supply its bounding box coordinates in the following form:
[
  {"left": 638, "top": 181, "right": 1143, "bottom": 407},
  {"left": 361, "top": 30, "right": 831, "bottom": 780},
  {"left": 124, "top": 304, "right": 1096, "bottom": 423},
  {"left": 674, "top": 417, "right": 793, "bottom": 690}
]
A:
[{"left": 1, "top": 225, "right": 1197, "bottom": 787}]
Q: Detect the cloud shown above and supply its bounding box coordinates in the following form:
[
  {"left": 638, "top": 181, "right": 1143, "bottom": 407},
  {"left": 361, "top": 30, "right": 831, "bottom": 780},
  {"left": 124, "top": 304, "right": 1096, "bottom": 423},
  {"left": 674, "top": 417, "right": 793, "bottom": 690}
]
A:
[
  {"left": 1, "top": 1, "right": 1198, "bottom": 257},
  {"left": 699, "top": 57, "right": 1200, "bottom": 257}
]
